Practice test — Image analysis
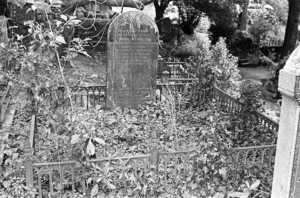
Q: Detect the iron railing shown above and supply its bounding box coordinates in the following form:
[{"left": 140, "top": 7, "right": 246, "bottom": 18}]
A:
[
  {"left": 165, "top": 62, "right": 196, "bottom": 78},
  {"left": 233, "top": 145, "right": 276, "bottom": 167},
  {"left": 57, "top": 85, "right": 106, "bottom": 109},
  {"left": 22, "top": 80, "right": 279, "bottom": 196},
  {"left": 58, "top": 82, "right": 197, "bottom": 109},
  {"left": 0, "top": 84, "right": 11, "bottom": 128},
  {"left": 212, "top": 87, "right": 279, "bottom": 135},
  {"left": 24, "top": 144, "right": 276, "bottom": 197}
]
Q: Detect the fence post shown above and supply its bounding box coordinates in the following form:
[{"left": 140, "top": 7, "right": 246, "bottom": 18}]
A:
[
  {"left": 149, "top": 130, "right": 159, "bottom": 173},
  {"left": 29, "top": 113, "right": 36, "bottom": 149},
  {"left": 24, "top": 156, "right": 34, "bottom": 187},
  {"left": 149, "top": 147, "right": 159, "bottom": 173}
]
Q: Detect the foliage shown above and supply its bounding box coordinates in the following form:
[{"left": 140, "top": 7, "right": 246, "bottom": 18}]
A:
[
  {"left": 176, "top": 2, "right": 202, "bottom": 35},
  {"left": 264, "top": 0, "right": 288, "bottom": 24},
  {"left": 266, "top": 56, "right": 288, "bottom": 99},
  {"left": 248, "top": 5, "right": 281, "bottom": 45},
  {"left": 186, "top": 36, "right": 242, "bottom": 97},
  {"left": 1, "top": 93, "right": 274, "bottom": 197},
  {"left": 1, "top": 14, "right": 89, "bottom": 112},
  {"left": 184, "top": 0, "right": 238, "bottom": 44},
  {"left": 227, "top": 84, "right": 277, "bottom": 147},
  {"left": 0, "top": 121, "right": 37, "bottom": 197},
  {"left": 195, "top": 15, "right": 211, "bottom": 34}
]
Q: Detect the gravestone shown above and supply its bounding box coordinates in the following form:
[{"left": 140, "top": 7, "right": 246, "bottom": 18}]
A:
[
  {"left": 272, "top": 45, "right": 300, "bottom": 198},
  {"left": 107, "top": 11, "right": 159, "bottom": 109}
]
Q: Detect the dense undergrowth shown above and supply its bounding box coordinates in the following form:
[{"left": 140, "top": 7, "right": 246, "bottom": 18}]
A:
[{"left": 0, "top": 88, "right": 274, "bottom": 197}]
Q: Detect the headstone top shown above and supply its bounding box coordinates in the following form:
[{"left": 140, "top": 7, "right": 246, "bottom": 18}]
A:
[
  {"left": 108, "top": 11, "right": 159, "bottom": 42},
  {"left": 284, "top": 45, "right": 300, "bottom": 74}
]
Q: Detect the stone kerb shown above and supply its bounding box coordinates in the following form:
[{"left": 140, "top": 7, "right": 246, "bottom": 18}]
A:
[
  {"left": 107, "top": 11, "right": 159, "bottom": 109},
  {"left": 272, "top": 45, "right": 300, "bottom": 198}
]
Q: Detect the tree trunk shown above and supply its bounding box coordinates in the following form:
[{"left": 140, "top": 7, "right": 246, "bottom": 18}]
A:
[
  {"left": 239, "top": 0, "right": 249, "bottom": 30},
  {"left": 281, "top": 0, "right": 300, "bottom": 57},
  {"left": 154, "top": 1, "right": 167, "bottom": 34},
  {"left": 0, "top": 0, "right": 9, "bottom": 17}
]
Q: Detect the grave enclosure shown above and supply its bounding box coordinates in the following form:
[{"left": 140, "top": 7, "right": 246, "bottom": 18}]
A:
[{"left": 2, "top": 5, "right": 296, "bottom": 198}]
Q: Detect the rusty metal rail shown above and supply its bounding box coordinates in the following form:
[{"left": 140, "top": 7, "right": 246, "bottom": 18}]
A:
[
  {"left": 24, "top": 144, "right": 276, "bottom": 197},
  {"left": 57, "top": 85, "right": 106, "bottom": 109},
  {"left": 233, "top": 144, "right": 276, "bottom": 167},
  {"left": 0, "top": 85, "right": 12, "bottom": 128},
  {"left": 212, "top": 86, "right": 279, "bottom": 134}
]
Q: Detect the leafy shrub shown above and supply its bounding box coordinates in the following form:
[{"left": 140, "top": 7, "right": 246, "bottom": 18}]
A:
[
  {"left": 186, "top": 36, "right": 242, "bottom": 98},
  {"left": 248, "top": 6, "right": 281, "bottom": 46},
  {"left": 226, "top": 84, "right": 277, "bottom": 147}
]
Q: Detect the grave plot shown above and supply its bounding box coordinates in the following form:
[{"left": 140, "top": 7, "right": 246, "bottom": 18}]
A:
[{"left": 0, "top": 3, "right": 284, "bottom": 198}]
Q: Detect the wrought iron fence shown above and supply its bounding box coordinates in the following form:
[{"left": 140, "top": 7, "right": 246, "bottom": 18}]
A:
[
  {"left": 212, "top": 87, "right": 279, "bottom": 135},
  {"left": 21, "top": 80, "right": 279, "bottom": 196},
  {"left": 58, "top": 82, "right": 196, "bottom": 109},
  {"left": 24, "top": 144, "right": 276, "bottom": 197},
  {"left": 0, "top": 84, "right": 11, "bottom": 128},
  {"left": 260, "top": 39, "right": 283, "bottom": 47},
  {"left": 57, "top": 85, "right": 106, "bottom": 110},
  {"left": 165, "top": 62, "right": 196, "bottom": 78},
  {"left": 233, "top": 145, "right": 276, "bottom": 167}
]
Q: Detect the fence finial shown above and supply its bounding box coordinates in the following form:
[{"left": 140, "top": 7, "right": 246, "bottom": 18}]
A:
[{"left": 149, "top": 147, "right": 159, "bottom": 173}]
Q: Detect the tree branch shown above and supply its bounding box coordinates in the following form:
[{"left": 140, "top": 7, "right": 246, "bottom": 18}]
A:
[{"left": 62, "top": 0, "right": 155, "bottom": 13}]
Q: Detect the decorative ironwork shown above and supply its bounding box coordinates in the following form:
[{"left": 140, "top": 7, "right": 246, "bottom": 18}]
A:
[
  {"left": 23, "top": 81, "right": 280, "bottom": 196},
  {"left": 58, "top": 85, "right": 106, "bottom": 109},
  {"left": 213, "top": 87, "right": 279, "bottom": 135},
  {"left": 0, "top": 85, "right": 11, "bottom": 128},
  {"left": 24, "top": 145, "right": 277, "bottom": 196}
]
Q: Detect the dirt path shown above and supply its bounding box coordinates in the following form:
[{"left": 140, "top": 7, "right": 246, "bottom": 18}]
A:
[{"left": 239, "top": 66, "right": 280, "bottom": 122}]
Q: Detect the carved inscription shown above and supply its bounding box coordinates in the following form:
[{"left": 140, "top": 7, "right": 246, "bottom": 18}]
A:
[{"left": 107, "top": 11, "right": 159, "bottom": 109}]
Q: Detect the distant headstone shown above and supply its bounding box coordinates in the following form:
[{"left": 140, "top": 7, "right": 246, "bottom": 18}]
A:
[
  {"left": 272, "top": 45, "right": 300, "bottom": 198},
  {"left": 107, "top": 11, "right": 159, "bottom": 109},
  {"left": 0, "top": 16, "right": 8, "bottom": 43}
]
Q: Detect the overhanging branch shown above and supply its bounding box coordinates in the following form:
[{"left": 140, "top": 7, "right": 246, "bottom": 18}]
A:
[{"left": 62, "top": 0, "right": 155, "bottom": 12}]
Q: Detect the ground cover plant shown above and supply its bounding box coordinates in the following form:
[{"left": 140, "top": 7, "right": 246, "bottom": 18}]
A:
[{"left": 0, "top": 89, "right": 274, "bottom": 197}]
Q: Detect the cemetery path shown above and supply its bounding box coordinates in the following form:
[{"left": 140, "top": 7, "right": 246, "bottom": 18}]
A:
[{"left": 239, "top": 66, "right": 280, "bottom": 122}]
